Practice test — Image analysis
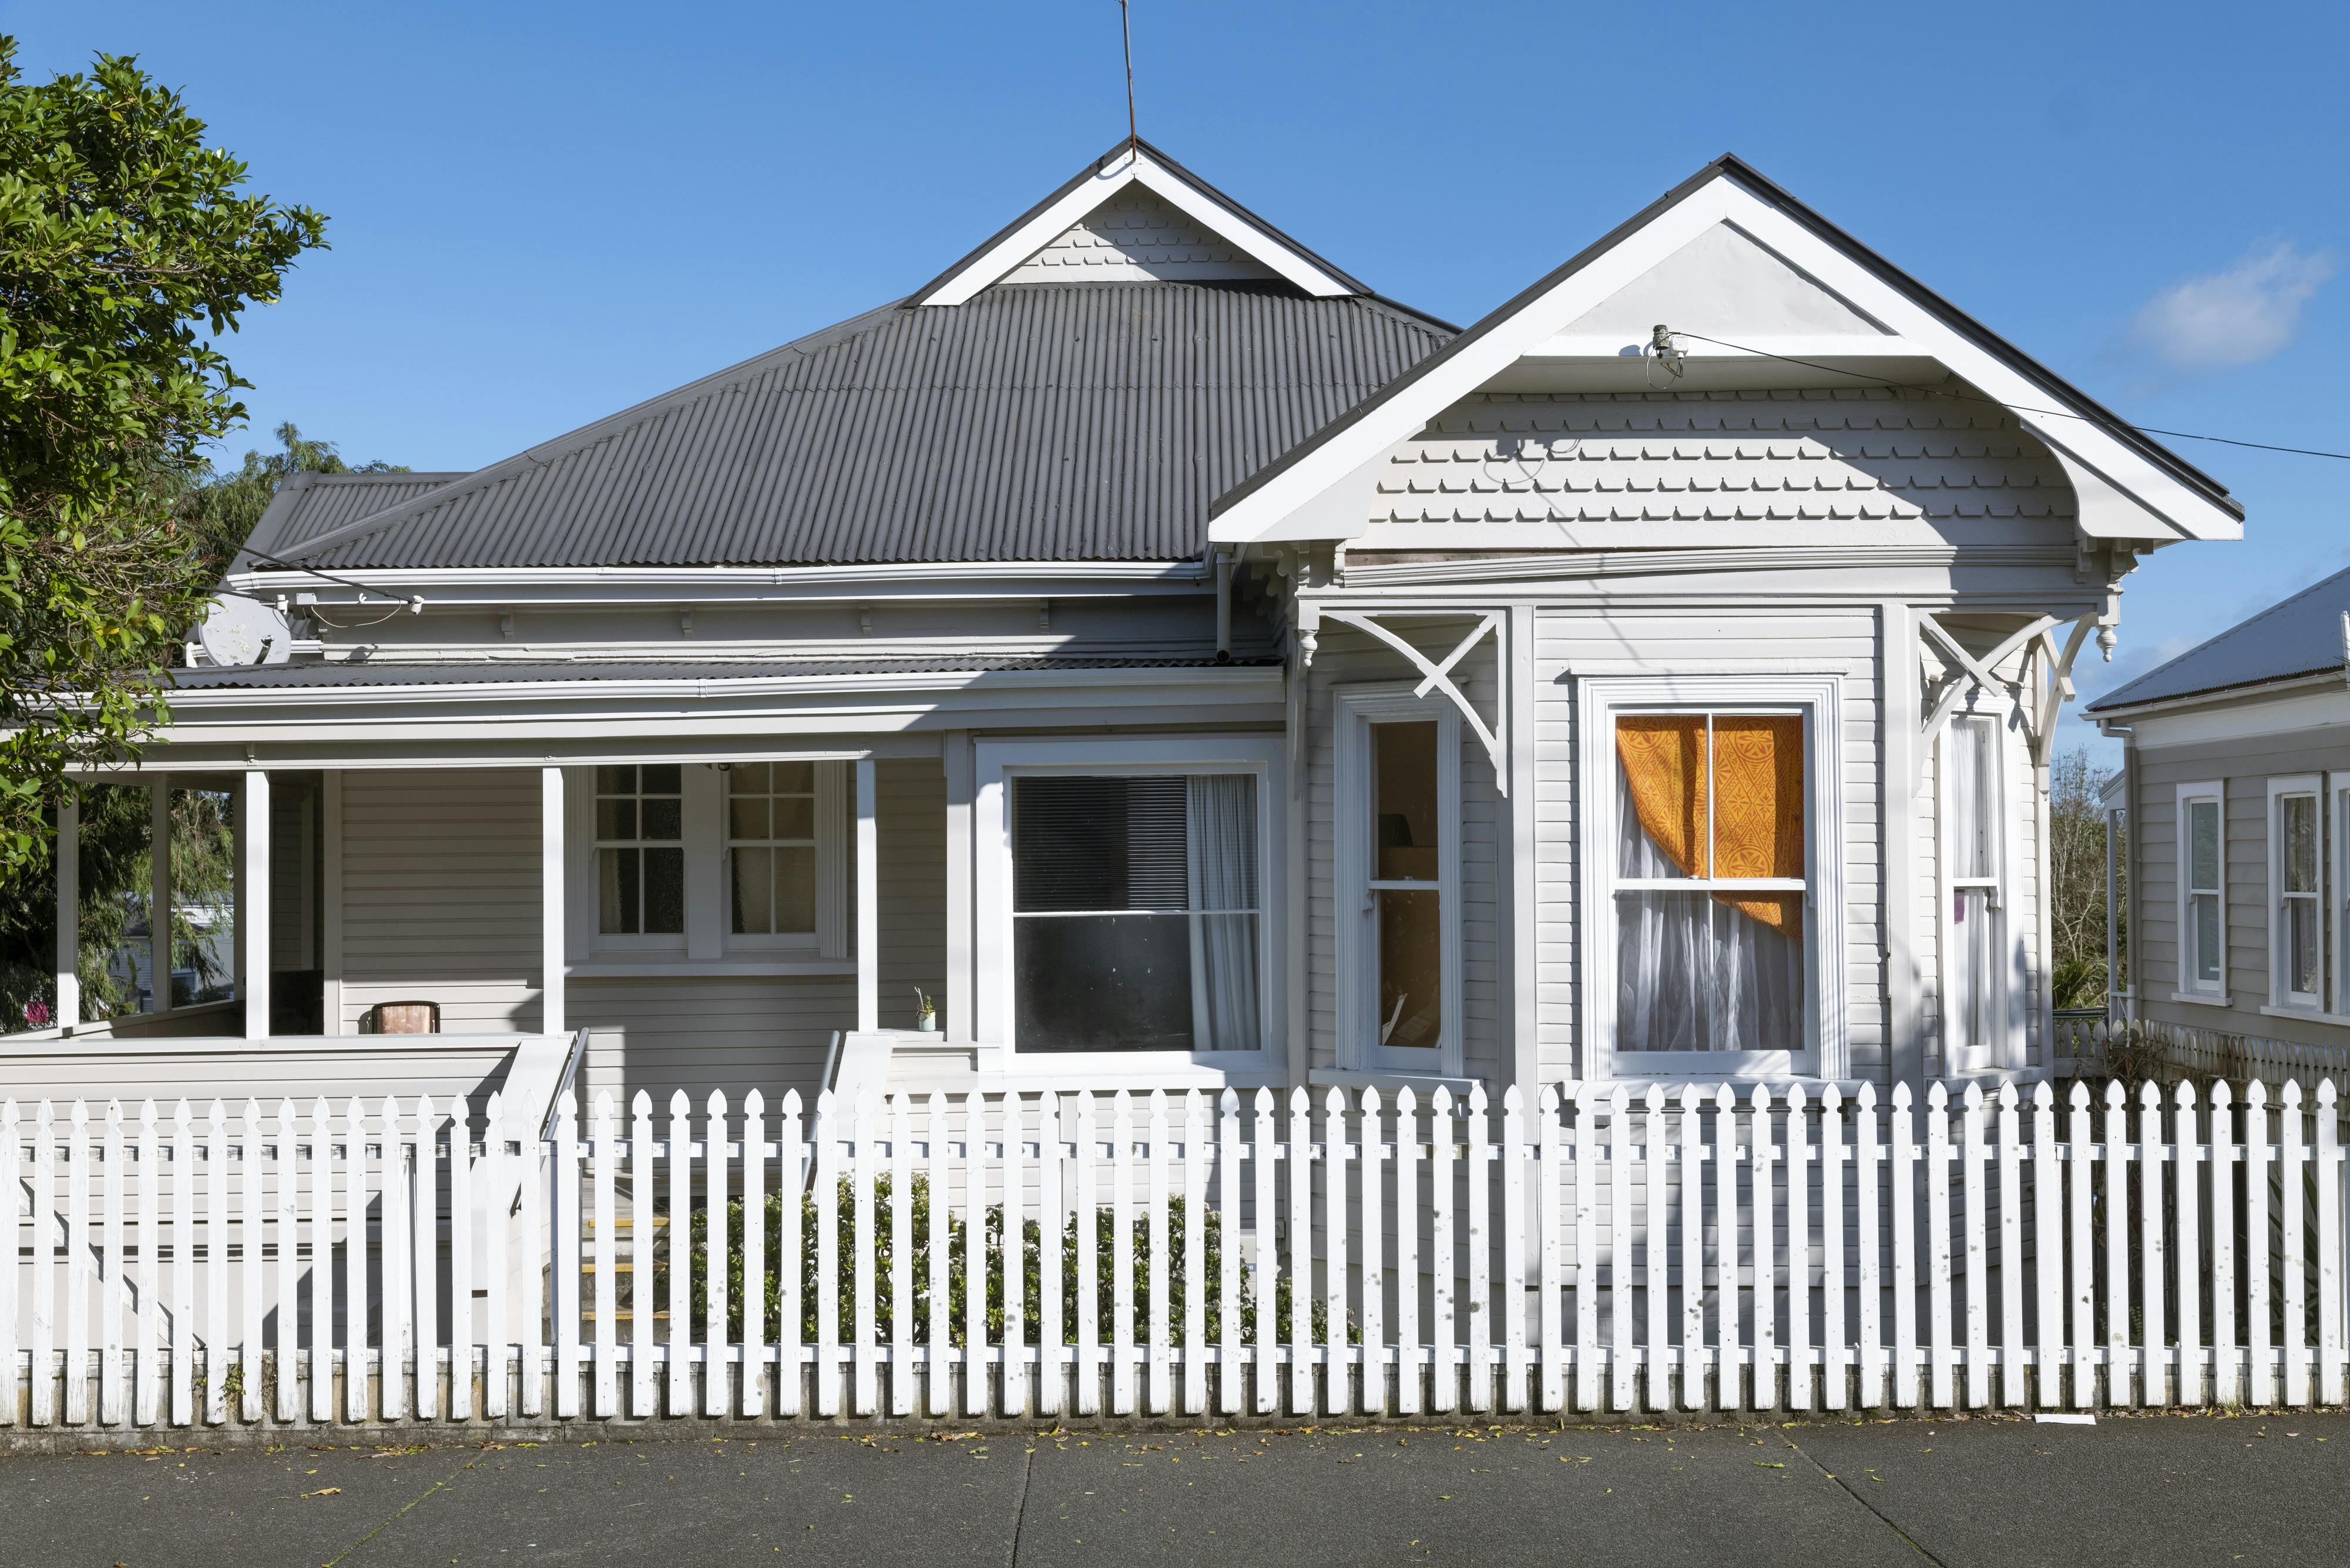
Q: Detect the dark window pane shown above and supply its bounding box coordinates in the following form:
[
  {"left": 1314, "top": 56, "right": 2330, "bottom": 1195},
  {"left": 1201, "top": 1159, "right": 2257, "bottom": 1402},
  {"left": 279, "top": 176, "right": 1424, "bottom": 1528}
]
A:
[
  {"left": 731, "top": 847, "right": 773, "bottom": 934},
  {"left": 596, "top": 765, "right": 636, "bottom": 794},
  {"left": 596, "top": 799, "right": 636, "bottom": 840},
  {"left": 1374, "top": 721, "right": 1440, "bottom": 882},
  {"left": 600, "top": 848, "right": 639, "bottom": 934},
  {"left": 728, "top": 797, "right": 768, "bottom": 840},
  {"left": 643, "top": 764, "right": 682, "bottom": 794},
  {"left": 774, "top": 846, "right": 816, "bottom": 932},
  {"left": 1013, "top": 914, "right": 1193, "bottom": 1051},
  {"left": 772, "top": 797, "right": 815, "bottom": 840},
  {"left": 1377, "top": 888, "right": 1442, "bottom": 1049},
  {"left": 771, "top": 760, "right": 815, "bottom": 793},
  {"left": 643, "top": 847, "right": 684, "bottom": 933},
  {"left": 642, "top": 798, "right": 682, "bottom": 840},
  {"left": 1013, "top": 775, "right": 1187, "bottom": 912},
  {"left": 730, "top": 761, "right": 770, "bottom": 794}
]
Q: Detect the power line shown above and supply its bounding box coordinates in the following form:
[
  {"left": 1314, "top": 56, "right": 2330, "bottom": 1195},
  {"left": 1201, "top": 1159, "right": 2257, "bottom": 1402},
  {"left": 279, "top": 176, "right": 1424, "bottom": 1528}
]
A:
[
  {"left": 1663, "top": 330, "right": 2350, "bottom": 462},
  {"left": 239, "top": 549, "right": 424, "bottom": 609}
]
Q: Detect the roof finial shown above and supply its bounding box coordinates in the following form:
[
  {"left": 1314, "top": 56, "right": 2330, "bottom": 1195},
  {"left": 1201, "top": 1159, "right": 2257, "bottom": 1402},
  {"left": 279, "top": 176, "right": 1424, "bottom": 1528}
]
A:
[{"left": 1119, "top": 0, "right": 1138, "bottom": 148}]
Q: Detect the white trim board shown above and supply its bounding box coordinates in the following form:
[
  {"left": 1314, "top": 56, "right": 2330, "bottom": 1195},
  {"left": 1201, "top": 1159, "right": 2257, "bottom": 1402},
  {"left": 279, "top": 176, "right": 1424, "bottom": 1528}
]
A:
[{"left": 916, "top": 143, "right": 1355, "bottom": 306}]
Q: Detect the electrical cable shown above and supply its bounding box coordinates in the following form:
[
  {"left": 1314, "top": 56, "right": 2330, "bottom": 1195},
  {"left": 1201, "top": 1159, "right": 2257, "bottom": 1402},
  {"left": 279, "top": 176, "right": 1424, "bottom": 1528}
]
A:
[
  {"left": 1664, "top": 330, "right": 2350, "bottom": 462},
  {"left": 239, "top": 549, "right": 425, "bottom": 609}
]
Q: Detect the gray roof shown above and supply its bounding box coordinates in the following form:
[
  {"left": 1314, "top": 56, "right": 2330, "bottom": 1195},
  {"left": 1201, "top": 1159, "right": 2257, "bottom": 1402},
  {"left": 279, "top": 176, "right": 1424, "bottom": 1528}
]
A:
[
  {"left": 2086, "top": 562, "right": 2350, "bottom": 713},
  {"left": 253, "top": 140, "right": 1454, "bottom": 575},
  {"left": 236, "top": 472, "right": 471, "bottom": 568},
  {"left": 168, "top": 653, "right": 1279, "bottom": 692}
]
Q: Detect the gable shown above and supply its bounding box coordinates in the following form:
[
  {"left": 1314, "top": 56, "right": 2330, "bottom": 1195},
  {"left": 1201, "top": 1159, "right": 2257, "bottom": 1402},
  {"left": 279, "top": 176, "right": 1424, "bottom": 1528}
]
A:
[
  {"left": 1561, "top": 220, "right": 1888, "bottom": 340},
  {"left": 998, "top": 187, "right": 1280, "bottom": 286},
  {"left": 912, "top": 137, "right": 1365, "bottom": 306},
  {"left": 1210, "top": 157, "right": 2242, "bottom": 549}
]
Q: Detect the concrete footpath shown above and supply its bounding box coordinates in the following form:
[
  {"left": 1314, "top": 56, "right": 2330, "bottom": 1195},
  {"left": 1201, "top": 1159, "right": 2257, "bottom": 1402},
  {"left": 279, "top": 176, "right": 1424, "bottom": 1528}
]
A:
[{"left": 2, "top": 1409, "right": 2344, "bottom": 1567}]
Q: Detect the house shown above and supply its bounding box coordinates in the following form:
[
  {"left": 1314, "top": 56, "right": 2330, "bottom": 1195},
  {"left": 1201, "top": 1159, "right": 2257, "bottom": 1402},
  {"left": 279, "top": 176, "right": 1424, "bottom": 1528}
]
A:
[
  {"left": 2086, "top": 563, "right": 2350, "bottom": 1049},
  {"left": 25, "top": 139, "right": 2244, "bottom": 1119}
]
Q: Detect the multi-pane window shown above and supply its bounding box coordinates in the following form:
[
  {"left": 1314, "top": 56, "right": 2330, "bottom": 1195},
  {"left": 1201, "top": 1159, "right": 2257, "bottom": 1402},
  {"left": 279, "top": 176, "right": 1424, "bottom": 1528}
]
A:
[
  {"left": 1371, "top": 720, "right": 1442, "bottom": 1054},
  {"left": 1945, "top": 717, "right": 2002, "bottom": 1057},
  {"left": 595, "top": 765, "right": 684, "bottom": 935},
  {"left": 1009, "top": 773, "right": 1260, "bottom": 1053},
  {"left": 2183, "top": 791, "right": 2224, "bottom": 991},
  {"left": 2275, "top": 786, "right": 2321, "bottom": 1008},
  {"left": 727, "top": 761, "right": 818, "bottom": 936},
  {"left": 1612, "top": 711, "right": 1807, "bottom": 1052}
]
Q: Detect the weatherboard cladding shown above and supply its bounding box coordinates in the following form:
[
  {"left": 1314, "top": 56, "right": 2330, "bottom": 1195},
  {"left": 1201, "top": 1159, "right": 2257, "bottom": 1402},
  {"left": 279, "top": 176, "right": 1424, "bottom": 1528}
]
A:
[
  {"left": 2086, "top": 560, "right": 2350, "bottom": 713},
  {"left": 287, "top": 284, "right": 1449, "bottom": 572}
]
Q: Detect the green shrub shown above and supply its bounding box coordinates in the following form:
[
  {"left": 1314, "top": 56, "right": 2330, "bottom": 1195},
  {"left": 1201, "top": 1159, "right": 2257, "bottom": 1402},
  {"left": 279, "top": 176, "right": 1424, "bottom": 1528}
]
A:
[{"left": 668, "top": 1175, "right": 1345, "bottom": 1346}]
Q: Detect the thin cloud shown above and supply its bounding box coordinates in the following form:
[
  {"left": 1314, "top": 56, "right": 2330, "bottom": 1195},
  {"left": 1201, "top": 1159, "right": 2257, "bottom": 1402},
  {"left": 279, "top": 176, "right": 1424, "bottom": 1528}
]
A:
[{"left": 2130, "top": 241, "right": 2334, "bottom": 371}]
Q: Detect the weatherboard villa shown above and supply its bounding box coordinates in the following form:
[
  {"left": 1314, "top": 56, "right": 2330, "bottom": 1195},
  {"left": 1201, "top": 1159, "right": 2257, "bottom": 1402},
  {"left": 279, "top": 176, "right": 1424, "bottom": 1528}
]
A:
[{"left": 21, "top": 139, "right": 2240, "bottom": 1112}]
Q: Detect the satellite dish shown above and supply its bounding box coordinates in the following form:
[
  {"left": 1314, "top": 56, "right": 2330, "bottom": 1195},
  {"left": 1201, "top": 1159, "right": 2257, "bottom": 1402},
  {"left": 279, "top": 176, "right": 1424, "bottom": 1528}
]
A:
[{"left": 197, "top": 595, "right": 292, "bottom": 667}]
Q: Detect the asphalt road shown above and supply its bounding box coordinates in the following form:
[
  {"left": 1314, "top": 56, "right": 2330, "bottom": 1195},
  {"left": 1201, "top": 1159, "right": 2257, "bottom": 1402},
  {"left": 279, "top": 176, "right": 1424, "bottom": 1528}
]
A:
[{"left": 3, "top": 1410, "right": 2345, "bottom": 1567}]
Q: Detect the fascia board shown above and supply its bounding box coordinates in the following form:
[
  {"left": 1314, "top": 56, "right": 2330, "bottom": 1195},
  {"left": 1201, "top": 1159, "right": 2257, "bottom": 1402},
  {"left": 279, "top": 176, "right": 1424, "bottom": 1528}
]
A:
[
  {"left": 2088, "top": 667, "right": 2349, "bottom": 722},
  {"left": 916, "top": 152, "right": 1144, "bottom": 307},
  {"left": 155, "top": 663, "right": 1285, "bottom": 710},
  {"left": 225, "top": 560, "right": 1211, "bottom": 602},
  {"left": 1215, "top": 174, "right": 2241, "bottom": 547},
  {"left": 1125, "top": 160, "right": 1352, "bottom": 298},
  {"left": 1210, "top": 184, "right": 1733, "bottom": 543},
  {"left": 1718, "top": 189, "right": 2241, "bottom": 543}
]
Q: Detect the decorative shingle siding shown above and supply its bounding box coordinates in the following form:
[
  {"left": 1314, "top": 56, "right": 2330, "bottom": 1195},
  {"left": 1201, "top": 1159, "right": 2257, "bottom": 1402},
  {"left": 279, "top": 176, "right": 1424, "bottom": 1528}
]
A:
[
  {"left": 1371, "top": 388, "right": 2073, "bottom": 528},
  {"left": 999, "top": 188, "right": 1279, "bottom": 284}
]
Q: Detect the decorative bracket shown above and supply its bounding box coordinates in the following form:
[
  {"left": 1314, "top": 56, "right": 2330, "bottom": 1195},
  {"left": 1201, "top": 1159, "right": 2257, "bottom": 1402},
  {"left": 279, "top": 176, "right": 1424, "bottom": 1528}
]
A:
[
  {"left": 1320, "top": 609, "right": 1509, "bottom": 794},
  {"left": 1916, "top": 610, "right": 2096, "bottom": 785}
]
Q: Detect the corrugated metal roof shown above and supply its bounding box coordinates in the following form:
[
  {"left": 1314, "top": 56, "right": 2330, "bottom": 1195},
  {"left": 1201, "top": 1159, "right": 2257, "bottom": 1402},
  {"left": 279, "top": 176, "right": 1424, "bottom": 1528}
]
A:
[
  {"left": 236, "top": 471, "right": 472, "bottom": 566},
  {"left": 270, "top": 283, "right": 1451, "bottom": 571},
  {"left": 169, "top": 653, "right": 1280, "bottom": 692},
  {"left": 2086, "top": 561, "right": 2350, "bottom": 712}
]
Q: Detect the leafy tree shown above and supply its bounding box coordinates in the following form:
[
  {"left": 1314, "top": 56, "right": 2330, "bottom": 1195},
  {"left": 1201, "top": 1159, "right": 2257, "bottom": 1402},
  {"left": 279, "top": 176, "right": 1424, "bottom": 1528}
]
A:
[{"left": 0, "top": 38, "right": 327, "bottom": 878}]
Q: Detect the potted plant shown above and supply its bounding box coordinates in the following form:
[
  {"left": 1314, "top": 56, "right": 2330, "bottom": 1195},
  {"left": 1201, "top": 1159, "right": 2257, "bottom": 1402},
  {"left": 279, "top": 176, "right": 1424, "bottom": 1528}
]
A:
[{"left": 912, "top": 988, "right": 938, "bottom": 1033}]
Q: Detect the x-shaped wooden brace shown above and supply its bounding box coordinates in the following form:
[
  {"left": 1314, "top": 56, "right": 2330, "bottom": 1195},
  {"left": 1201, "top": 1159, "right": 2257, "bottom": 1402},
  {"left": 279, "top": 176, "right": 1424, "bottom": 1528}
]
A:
[
  {"left": 1916, "top": 611, "right": 2094, "bottom": 786},
  {"left": 1320, "top": 609, "right": 1508, "bottom": 794}
]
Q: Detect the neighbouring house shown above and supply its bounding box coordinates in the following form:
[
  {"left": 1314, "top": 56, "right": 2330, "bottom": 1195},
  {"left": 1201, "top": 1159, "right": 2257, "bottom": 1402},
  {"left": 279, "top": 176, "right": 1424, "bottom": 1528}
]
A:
[
  {"left": 20, "top": 139, "right": 2244, "bottom": 1119},
  {"left": 2086, "top": 562, "right": 2350, "bottom": 1050}
]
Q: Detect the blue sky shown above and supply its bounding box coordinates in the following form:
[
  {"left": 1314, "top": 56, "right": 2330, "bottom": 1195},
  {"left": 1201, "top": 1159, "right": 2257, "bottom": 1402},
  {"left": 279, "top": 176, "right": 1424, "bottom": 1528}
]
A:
[{"left": 12, "top": 1, "right": 2346, "bottom": 761}]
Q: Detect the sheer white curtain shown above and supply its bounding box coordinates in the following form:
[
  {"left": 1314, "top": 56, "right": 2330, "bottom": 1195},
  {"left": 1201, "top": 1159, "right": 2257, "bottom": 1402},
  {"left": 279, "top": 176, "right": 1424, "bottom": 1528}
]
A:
[
  {"left": 1615, "top": 770, "right": 1803, "bottom": 1052},
  {"left": 1186, "top": 774, "right": 1260, "bottom": 1052}
]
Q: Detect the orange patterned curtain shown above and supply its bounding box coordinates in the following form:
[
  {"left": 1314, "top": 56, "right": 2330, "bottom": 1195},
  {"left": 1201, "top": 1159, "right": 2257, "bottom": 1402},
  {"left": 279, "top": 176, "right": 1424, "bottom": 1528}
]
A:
[{"left": 1614, "top": 714, "right": 1804, "bottom": 935}]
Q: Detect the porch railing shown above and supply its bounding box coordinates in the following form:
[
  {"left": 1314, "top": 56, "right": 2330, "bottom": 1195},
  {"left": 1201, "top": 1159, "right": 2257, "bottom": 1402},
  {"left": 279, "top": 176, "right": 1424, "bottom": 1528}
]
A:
[{"left": 2, "top": 1078, "right": 2347, "bottom": 1430}]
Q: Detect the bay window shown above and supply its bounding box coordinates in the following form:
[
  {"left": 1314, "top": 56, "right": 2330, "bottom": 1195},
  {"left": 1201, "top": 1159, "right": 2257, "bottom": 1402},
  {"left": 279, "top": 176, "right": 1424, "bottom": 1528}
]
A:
[{"left": 1576, "top": 673, "right": 1844, "bottom": 1081}]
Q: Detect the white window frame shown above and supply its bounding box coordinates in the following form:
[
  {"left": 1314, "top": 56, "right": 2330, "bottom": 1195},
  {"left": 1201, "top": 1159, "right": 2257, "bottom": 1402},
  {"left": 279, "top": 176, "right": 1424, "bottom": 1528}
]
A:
[
  {"left": 2267, "top": 774, "right": 2323, "bottom": 1011},
  {"left": 2174, "top": 781, "right": 2226, "bottom": 1001},
  {"left": 1335, "top": 684, "right": 1464, "bottom": 1080},
  {"left": 974, "top": 736, "right": 1285, "bottom": 1082},
  {"left": 566, "top": 760, "right": 851, "bottom": 972},
  {"left": 1575, "top": 672, "right": 1847, "bottom": 1083},
  {"left": 2335, "top": 778, "right": 2350, "bottom": 1018},
  {"left": 1936, "top": 711, "right": 2025, "bottom": 1074}
]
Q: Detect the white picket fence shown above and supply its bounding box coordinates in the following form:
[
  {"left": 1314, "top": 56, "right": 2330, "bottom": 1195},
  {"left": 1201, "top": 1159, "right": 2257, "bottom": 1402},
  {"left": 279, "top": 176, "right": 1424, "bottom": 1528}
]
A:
[{"left": 3, "top": 1078, "right": 2346, "bottom": 1429}]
